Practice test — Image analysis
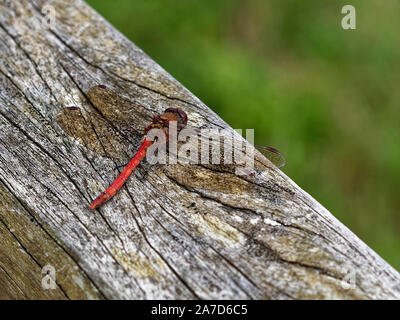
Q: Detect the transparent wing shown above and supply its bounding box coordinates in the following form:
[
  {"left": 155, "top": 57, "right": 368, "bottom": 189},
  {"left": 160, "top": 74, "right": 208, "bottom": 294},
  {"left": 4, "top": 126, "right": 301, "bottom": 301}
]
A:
[
  {"left": 255, "top": 144, "right": 286, "bottom": 168},
  {"left": 57, "top": 106, "right": 132, "bottom": 161}
]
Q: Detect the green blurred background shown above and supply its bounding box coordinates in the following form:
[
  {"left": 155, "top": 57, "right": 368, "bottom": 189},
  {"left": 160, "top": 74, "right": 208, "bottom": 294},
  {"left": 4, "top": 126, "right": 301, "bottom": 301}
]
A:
[{"left": 86, "top": 0, "right": 400, "bottom": 270}]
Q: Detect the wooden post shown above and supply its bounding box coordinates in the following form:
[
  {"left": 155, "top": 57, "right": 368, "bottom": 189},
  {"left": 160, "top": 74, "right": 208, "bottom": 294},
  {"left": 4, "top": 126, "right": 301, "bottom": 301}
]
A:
[{"left": 0, "top": 0, "right": 399, "bottom": 299}]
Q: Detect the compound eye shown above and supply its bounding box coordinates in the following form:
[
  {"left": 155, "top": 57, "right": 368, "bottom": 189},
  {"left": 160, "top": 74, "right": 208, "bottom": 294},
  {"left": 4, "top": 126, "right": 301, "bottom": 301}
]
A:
[
  {"left": 164, "top": 108, "right": 176, "bottom": 113},
  {"left": 176, "top": 109, "right": 188, "bottom": 124}
]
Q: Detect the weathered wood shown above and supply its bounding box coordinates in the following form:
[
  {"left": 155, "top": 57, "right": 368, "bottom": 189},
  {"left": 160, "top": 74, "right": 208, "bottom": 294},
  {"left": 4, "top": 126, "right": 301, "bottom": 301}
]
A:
[{"left": 0, "top": 0, "right": 399, "bottom": 299}]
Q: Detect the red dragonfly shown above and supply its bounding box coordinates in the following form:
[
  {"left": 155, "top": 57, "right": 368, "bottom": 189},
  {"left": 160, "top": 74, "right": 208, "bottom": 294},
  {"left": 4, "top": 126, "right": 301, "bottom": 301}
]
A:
[
  {"left": 59, "top": 85, "right": 285, "bottom": 210},
  {"left": 89, "top": 106, "right": 187, "bottom": 210}
]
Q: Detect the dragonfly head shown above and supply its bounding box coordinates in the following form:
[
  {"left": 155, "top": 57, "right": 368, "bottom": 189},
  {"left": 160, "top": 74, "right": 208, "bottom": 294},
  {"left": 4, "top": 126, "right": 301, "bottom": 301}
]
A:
[
  {"left": 163, "top": 108, "right": 188, "bottom": 127},
  {"left": 144, "top": 108, "right": 188, "bottom": 137}
]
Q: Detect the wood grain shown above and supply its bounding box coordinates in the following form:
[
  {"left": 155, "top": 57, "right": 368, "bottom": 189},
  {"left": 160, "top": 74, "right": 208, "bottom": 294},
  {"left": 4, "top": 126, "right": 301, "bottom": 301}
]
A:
[{"left": 0, "top": 0, "right": 399, "bottom": 299}]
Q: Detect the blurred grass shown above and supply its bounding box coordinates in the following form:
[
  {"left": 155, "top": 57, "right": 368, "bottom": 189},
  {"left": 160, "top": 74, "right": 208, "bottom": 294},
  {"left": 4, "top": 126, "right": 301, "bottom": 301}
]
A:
[{"left": 86, "top": 0, "right": 400, "bottom": 271}]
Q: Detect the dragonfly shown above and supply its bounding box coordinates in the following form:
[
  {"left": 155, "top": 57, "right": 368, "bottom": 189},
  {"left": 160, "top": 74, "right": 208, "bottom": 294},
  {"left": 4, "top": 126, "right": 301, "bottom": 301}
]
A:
[{"left": 58, "top": 85, "right": 285, "bottom": 210}]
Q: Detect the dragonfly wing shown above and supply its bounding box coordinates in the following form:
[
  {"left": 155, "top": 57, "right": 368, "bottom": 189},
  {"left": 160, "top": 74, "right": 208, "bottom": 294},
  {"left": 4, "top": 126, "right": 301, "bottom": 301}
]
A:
[
  {"left": 254, "top": 144, "right": 286, "bottom": 168},
  {"left": 57, "top": 107, "right": 131, "bottom": 161}
]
